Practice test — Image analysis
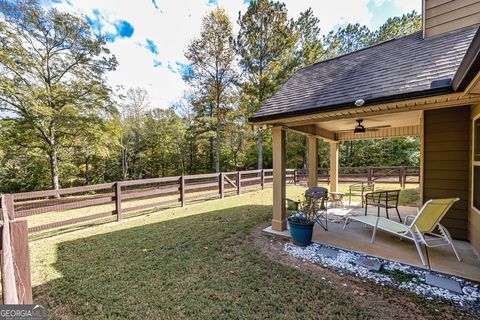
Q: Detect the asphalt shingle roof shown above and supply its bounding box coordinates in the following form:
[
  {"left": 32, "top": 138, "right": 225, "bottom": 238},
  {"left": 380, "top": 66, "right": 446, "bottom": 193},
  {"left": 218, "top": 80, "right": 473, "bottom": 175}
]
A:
[{"left": 252, "top": 25, "right": 480, "bottom": 122}]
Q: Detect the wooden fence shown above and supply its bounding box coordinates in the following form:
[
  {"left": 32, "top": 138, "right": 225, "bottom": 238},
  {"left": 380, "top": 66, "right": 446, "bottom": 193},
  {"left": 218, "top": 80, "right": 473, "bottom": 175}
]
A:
[
  {"left": 0, "top": 169, "right": 292, "bottom": 235},
  {"left": 294, "top": 166, "right": 419, "bottom": 187},
  {"left": 0, "top": 166, "right": 419, "bottom": 236}
]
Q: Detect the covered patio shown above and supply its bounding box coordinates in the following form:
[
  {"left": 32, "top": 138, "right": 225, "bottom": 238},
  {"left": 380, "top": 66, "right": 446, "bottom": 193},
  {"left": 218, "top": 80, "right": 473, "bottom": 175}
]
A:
[{"left": 252, "top": 25, "right": 480, "bottom": 282}]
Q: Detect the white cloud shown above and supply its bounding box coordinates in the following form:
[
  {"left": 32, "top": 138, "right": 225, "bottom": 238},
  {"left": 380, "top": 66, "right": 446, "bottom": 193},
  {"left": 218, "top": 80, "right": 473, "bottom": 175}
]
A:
[
  {"left": 391, "top": 0, "right": 421, "bottom": 12},
  {"left": 49, "top": 0, "right": 413, "bottom": 108}
]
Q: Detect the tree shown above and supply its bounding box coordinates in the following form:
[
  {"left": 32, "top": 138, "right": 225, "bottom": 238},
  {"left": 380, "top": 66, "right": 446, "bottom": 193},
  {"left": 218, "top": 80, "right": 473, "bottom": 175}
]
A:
[
  {"left": 0, "top": 0, "right": 117, "bottom": 190},
  {"left": 323, "top": 23, "right": 373, "bottom": 57},
  {"left": 119, "top": 87, "right": 150, "bottom": 180},
  {"left": 237, "top": 0, "right": 298, "bottom": 169},
  {"left": 184, "top": 8, "right": 237, "bottom": 173},
  {"left": 142, "top": 108, "right": 186, "bottom": 177},
  {"left": 295, "top": 8, "right": 325, "bottom": 67},
  {"left": 374, "top": 11, "right": 421, "bottom": 43}
]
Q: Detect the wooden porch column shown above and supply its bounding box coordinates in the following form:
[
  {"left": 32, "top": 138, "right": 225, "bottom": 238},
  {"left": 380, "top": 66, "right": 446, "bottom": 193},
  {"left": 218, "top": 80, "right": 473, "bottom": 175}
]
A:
[
  {"left": 272, "top": 126, "right": 286, "bottom": 231},
  {"left": 307, "top": 135, "right": 318, "bottom": 187},
  {"left": 329, "top": 142, "right": 339, "bottom": 192}
]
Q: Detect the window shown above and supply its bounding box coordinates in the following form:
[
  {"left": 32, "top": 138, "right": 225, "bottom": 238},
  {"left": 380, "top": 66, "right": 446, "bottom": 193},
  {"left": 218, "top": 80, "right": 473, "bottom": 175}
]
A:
[{"left": 474, "top": 118, "right": 480, "bottom": 212}]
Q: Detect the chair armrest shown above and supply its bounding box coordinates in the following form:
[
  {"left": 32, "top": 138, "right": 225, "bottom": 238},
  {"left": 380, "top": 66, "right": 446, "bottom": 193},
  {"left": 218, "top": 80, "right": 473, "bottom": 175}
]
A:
[{"left": 404, "top": 215, "right": 416, "bottom": 226}]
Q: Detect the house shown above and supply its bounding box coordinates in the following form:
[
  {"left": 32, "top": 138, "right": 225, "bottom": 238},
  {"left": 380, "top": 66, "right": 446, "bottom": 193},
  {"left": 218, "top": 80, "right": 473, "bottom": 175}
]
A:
[{"left": 250, "top": 0, "right": 480, "bottom": 267}]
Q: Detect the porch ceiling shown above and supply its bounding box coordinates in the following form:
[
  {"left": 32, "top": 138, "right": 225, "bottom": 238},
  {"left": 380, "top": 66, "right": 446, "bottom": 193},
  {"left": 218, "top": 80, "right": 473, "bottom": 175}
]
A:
[
  {"left": 286, "top": 110, "right": 422, "bottom": 141},
  {"left": 316, "top": 110, "right": 422, "bottom": 132}
]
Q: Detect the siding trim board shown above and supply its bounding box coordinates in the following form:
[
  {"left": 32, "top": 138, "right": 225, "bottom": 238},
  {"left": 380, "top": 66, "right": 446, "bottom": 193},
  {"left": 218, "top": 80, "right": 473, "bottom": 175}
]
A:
[{"left": 423, "top": 106, "right": 471, "bottom": 240}]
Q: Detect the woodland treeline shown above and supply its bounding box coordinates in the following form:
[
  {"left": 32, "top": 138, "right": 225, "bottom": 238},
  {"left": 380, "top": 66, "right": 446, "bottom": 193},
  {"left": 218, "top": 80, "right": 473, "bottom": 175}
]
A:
[{"left": 0, "top": 0, "right": 420, "bottom": 193}]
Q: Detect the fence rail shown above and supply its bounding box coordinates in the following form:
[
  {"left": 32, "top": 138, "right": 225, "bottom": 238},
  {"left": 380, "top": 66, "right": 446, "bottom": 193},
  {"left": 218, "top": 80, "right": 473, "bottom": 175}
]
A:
[
  {"left": 0, "top": 166, "right": 418, "bottom": 236},
  {"left": 294, "top": 166, "right": 419, "bottom": 187}
]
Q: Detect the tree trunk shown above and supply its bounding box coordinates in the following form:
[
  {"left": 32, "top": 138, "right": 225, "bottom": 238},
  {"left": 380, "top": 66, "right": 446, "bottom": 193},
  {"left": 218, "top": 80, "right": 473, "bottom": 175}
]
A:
[
  {"left": 138, "top": 156, "right": 142, "bottom": 179},
  {"left": 257, "top": 127, "right": 263, "bottom": 170},
  {"left": 85, "top": 156, "right": 89, "bottom": 185},
  {"left": 209, "top": 137, "right": 214, "bottom": 171},
  {"left": 215, "top": 128, "right": 220, "bottom": 173},
  {"left": 121, "top": 148, "right": 128, "bottom": 180},
  {"left": 49, "top": 148, "right": 60, "bottom": 191}
]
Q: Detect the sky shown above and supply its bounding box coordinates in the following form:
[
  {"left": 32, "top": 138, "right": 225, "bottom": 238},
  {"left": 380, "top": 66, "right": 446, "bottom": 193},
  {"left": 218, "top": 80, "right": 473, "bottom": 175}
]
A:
[{"left": 45, "top": 0, "right": 421, "bottom": 108}]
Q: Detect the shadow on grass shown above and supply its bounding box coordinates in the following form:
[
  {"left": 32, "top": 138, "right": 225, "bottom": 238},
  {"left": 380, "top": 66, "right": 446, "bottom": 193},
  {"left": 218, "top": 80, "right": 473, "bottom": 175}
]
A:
[{"left": 32, "top": 204, "right": 370, "bottom": 319}]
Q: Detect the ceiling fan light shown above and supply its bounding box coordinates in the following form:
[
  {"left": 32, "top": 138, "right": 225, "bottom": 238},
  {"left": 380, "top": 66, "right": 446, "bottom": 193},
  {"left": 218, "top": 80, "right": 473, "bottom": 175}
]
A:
[{"left": 354, "top": 125, "right": 366, "bottom": 134}]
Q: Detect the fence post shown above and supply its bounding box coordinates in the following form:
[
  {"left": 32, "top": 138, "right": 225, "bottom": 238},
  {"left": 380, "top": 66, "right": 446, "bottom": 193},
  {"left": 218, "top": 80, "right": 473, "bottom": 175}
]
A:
[
  {"left": 180, "top": 176, "right": 185, "bottom": 207},
  {"left": 237, "top": 171, "right": 241, "bottom": 195},
  {"left": 3, "top": 194, "right": 15, "bottom": 220},
  {"left": 115, "top": 182, "right": 122, "bottom": 222},
  {"left": 292, "top": 169, "right": 296, "bottom": 186},
  {"left": 402, "top": 166, "right": 407, "bottom": 189},
  {"left": 1, "top": 194, "right": 18, "bottom": 304},
  {"left": 261, "top": 169, "right": 265, "bottom": 189},
  {"left": 398, "top": 167, "right": 403, "bottom": 188},
  {"left": 9, "top": 220, "right": 33, "bottom": 304},
  {"left": 219, "top": 173, "right": 224, "bottom": 199},
  {"left": 367, "top": 167, "right": 373, "bottom": 182}
]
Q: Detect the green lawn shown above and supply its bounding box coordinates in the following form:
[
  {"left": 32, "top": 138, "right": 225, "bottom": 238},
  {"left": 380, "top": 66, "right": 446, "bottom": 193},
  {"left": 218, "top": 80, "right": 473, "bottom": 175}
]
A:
[{"left": 31, "top": 189, "right": 369, "bottom": 319}]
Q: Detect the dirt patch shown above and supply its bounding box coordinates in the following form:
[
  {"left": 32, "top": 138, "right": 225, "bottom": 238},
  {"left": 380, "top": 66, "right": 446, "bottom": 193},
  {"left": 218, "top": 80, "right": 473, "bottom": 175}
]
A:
[{"left": 250, "top": 223, "right": 480, "bottom": 320}]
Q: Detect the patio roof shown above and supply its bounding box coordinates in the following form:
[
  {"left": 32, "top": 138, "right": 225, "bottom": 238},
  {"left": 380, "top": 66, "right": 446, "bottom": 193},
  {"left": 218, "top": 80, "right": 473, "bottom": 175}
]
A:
[{"left": 251, "top": 24, "right": 480, "bottom": 123}]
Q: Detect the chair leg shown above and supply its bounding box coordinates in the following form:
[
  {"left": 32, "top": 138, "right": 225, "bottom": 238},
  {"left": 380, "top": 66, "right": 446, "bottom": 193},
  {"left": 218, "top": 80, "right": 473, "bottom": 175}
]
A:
[
  {"left": 343, "top": 217, "right": 349, "bottom": 230},
  {"left": 377, "top": 206, "right": 380, "bottom": 217},
  {"left": 385, "top": 207, "right": 389, "bottom": 220},
  {"left": 371, "top": 226, "right": 378, "bottom": 244},
  {"left": 441, "top": 226, "right": 462, "bottom": 262},
  {"left": 411, "top": 232, "right": 428, "bottom": 266},
  {"left": 395, "top": 207, "right": 402, "bottom": 223},
  {"left": 365, "top": 204, "right": 368, "bottom": 216}
]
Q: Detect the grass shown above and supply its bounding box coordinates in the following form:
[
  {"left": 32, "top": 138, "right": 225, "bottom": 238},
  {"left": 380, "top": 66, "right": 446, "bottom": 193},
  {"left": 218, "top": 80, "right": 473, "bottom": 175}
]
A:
[{"left": 31, "top": 189, "right": 375, "bottom": 319}]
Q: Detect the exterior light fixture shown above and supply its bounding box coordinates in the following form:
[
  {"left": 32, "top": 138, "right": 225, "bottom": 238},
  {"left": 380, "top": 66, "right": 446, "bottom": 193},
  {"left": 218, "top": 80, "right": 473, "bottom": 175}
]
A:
[{"left": 354, "top": 99, "right": 365, "bottom": 107}]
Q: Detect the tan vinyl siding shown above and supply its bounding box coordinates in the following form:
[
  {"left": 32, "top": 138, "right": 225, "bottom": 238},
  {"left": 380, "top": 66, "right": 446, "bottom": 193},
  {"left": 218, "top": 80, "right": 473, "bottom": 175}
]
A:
[
  {"left": 469, "top": 104, "right": 480, "bottom": 254},
  {"left": 424, "top": 0, "right": 480, "bottom": 37},
  {"left": 423, "top": 106, "right": 470, "bottom": 240}
]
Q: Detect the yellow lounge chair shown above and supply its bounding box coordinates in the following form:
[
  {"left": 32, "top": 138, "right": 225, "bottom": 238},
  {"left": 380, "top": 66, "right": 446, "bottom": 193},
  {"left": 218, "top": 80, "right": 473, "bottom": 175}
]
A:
[{"left": 343, "top": 198, "right": 461, "bottom": 266}]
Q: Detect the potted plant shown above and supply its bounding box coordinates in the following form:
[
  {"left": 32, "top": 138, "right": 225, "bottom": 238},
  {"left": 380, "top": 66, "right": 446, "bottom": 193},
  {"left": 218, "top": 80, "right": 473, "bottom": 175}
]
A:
[{"left": 287, "top": 196, "right": 318, "bottom": 246}]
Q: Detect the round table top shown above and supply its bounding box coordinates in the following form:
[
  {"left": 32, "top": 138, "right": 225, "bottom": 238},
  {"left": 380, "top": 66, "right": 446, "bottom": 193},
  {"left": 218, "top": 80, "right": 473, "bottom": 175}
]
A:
[{"left": 305, "top": 187, "right": 328, "bottom": 199}]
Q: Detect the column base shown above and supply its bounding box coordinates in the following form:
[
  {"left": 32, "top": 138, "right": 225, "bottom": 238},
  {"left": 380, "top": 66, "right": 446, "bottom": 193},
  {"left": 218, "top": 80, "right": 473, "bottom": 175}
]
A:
[{"left": 272, "top": 218, "right": 287, "bottom": 231}]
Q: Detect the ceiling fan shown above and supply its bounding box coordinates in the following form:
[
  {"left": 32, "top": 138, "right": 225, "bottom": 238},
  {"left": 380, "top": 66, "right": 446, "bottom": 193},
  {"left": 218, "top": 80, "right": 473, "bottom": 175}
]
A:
[{"left": 337, "top": 119, "right": 391, "bottom": 134}]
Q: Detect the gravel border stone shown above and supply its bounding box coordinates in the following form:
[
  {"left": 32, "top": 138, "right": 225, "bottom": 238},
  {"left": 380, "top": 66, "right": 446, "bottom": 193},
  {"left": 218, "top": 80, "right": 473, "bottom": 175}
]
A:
[{"left": 284, "top": 242, "right": 480, "bottom": 309}]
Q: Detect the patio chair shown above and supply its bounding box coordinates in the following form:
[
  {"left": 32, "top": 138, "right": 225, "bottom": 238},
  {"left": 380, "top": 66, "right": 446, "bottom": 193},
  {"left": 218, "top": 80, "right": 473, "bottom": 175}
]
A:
[
  {"left": 348, "top": 181, "right": 375, "bottom": 207},
  {"left": 343, "top": 198, "right": 461, "bottom": 266}
]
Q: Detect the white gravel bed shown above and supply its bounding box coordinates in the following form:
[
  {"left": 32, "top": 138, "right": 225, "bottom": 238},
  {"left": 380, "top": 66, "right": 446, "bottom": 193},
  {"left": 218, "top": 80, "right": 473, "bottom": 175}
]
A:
[{"left": 284, "top": 242, "right": 480, "bottom": 309}]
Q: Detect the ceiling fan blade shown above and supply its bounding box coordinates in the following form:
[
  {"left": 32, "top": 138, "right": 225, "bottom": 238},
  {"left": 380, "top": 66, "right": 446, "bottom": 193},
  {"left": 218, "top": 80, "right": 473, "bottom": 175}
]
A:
[{"left": 369, "top": 125, "right": 391, "bottom": 129}]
